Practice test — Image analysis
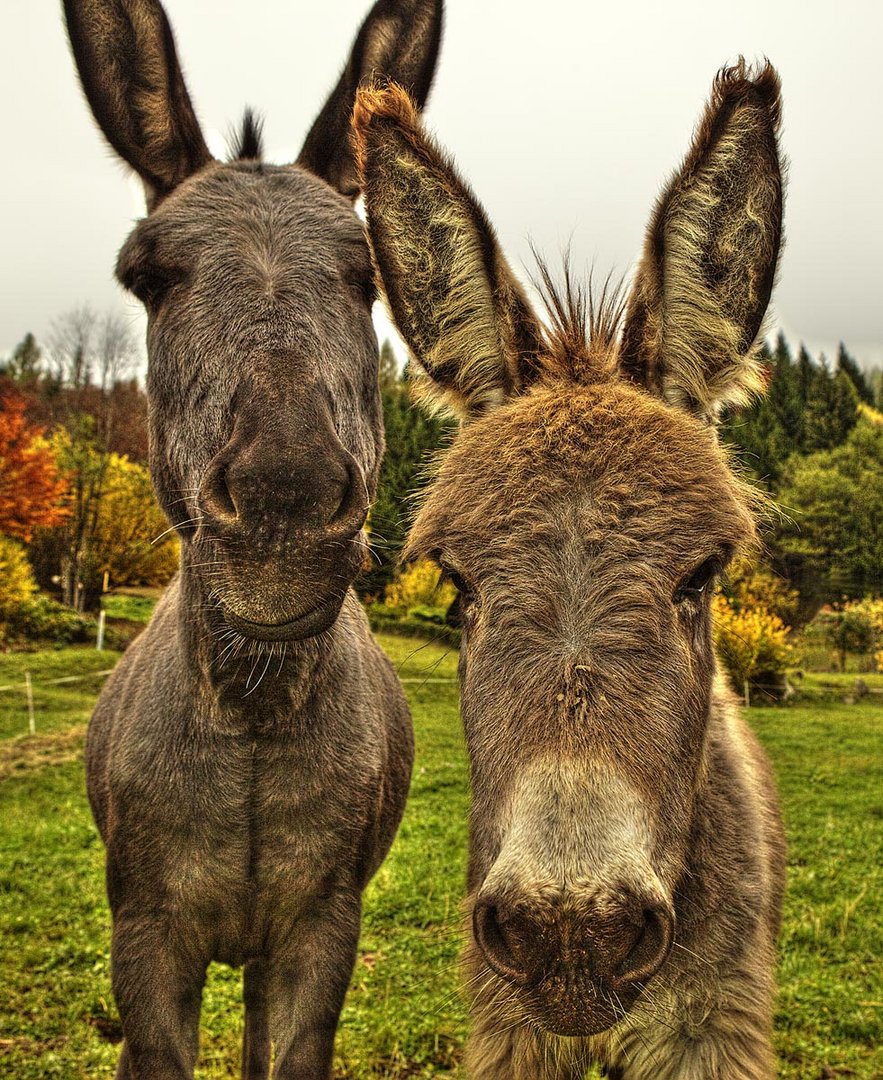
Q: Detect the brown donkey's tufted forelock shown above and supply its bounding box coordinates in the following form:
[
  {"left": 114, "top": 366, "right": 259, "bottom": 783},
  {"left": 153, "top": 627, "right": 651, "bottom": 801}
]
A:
[{"left": 355, "top": 67, "right": 787, "bottom": 1080}]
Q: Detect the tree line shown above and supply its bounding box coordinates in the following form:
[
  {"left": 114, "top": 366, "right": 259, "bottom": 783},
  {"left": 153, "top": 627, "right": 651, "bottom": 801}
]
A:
[
  {"left": 0, "top": 317, "right": 879, "bottom": 634},
  {"left": 370, "top": 333, "right": 883, "bottom": 622},
  {"left": 720, "top": 335, "right": 882, "bottom": 614},
  {"left": 0, "top": 310, "right": 172, "bottom": 625}
]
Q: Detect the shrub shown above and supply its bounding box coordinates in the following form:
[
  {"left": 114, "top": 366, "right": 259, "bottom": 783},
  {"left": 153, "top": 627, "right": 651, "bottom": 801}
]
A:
[
  {"left": 1, "top": 595, "right": 94, "bottom": 646},
  {"left": 0, "top": 538, "right": 96, "bottom": 646},
  {"left": 383, "top": 558, "right": 457, "bottom": 617},
  {"left": 713, "top": 593, "right": 793, "bottom": 696},
  {"left": 0, "top": 536, "right": 38, "bottom": 613},
  {"left": 804, "top": 599, "right": 883, "bottom": 672},
  {"left": 721, "top": 555, "right": 800, "bottom": 625},
  {"left": 366, "top": 603, "right": 461, "bottom": 645}
]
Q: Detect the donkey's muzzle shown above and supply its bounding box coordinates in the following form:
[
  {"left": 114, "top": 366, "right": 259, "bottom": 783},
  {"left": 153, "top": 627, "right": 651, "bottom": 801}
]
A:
[
  {"left": 195, "top": 394, "right": 370, "bottom": 638},
  {"left": 199, "top": 436, "right": 368, "bottom": 542},
  {"left": 472, "top": 891, "right": 674, "bottom": 1034}
]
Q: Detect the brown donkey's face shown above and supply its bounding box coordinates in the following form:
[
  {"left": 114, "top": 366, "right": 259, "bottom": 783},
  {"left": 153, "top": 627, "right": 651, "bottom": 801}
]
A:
[
  {"left": 410, "top": 384, "right": 755, "bottom": 1033},
  {"left": 64, "top": 0, "right": 442, "bottom": 641},
  {"left": 354, "top": 68, "right": 783, "bottom": 1034}
]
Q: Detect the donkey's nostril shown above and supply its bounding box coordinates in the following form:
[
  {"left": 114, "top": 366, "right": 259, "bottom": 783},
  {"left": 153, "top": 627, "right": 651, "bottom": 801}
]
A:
[
  {"left": 612, "top": 904, "right": 674, "bottom": 989},
  {"left": 201, "top": 459, "right": 238, "bottom": 523},
  {"left": 327, "top": 458, "right": 368, "bottom": 535},
  {"left": 472, "top": 900, "right": 533, "bottom": 986}
]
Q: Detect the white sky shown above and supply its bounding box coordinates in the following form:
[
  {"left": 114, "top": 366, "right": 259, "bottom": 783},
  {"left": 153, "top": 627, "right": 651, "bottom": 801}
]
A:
[{"left": 2, "top": 0, "right": 882, "bottom": 370}]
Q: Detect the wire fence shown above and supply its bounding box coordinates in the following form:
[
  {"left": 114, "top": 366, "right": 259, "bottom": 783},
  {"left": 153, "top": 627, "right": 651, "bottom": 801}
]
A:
[
  {"left": 0, "top": 668, "right": 114, "bottom": 737},
  {"left": 0, "top": 662, "right": 879, "bottom": 742}
]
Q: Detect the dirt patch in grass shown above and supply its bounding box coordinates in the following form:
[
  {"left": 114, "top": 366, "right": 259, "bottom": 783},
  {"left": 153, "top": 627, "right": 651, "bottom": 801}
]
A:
[
  {"left": 87, "top": 1016, "right": 123, "bottom": 1044},
  {"left": 0, "top": 725, "right": 86, "bottom": 781},
  {"left": 0, "top": 1034, "right": 68, "bottom": 1055}
]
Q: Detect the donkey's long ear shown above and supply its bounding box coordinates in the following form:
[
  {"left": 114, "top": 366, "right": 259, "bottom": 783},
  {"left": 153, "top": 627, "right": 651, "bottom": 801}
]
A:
[
  {"left": 352, "top": 85, "right": 545, "bottom": 418},
  {"left": 620, "top": 62, "right": 784, "bottom": 423},
  {"left": 297, "top": 0, "right": 443, "bottom": 198},
  {"left": 63, "top": 0, "right": 212, "bottom": 209}
]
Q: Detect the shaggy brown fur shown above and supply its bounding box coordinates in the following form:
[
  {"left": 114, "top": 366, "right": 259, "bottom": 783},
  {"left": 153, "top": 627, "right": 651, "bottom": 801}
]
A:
[{"left": 354, "top": 69, "right": 786, "bottom": 1079}]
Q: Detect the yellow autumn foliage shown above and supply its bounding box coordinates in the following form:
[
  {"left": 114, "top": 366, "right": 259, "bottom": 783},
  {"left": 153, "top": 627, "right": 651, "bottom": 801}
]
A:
[
  {"left": 0, "top": 536, "right": 38, "bottom": 612},
  {"left": 383, "top": 558, "right": 457, "bottom": 614},
  {"left": 723, "top": 554, "right": 799, "bottom": 625},
  {"left": 95, "top": 455, "right": 179, "bottom": 586},
  {"left": 849, "top": 597, "right": 883, "bottom": 638},
  {"left": 712, "top": 593, "right": 793, "bottom": 690}
]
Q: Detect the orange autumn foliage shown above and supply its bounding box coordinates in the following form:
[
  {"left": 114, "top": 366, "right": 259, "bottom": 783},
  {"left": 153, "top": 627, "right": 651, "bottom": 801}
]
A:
[{"left": 0, "top": 388, "right": 69, "bottom": 541}]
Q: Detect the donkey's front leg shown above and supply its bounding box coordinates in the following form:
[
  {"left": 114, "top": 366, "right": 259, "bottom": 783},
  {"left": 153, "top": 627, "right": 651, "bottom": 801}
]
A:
[
  {"left": 242, "top": 958, "right": 271, "bottom": 1080},
  {"left": 267, "top": 894, "right": 362, "bottom": 1080},
  {"left": 110, "top": 911, "right": 209, "bottom": 1080}
]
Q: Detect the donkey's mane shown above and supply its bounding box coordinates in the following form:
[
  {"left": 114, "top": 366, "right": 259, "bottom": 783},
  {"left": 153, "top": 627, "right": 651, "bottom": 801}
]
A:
[
  {"left": 532, "top": 254, "right": 626, "bottom": 384},
  {"left": 230, "top": 108, "right": 264, "bottom": 161}
]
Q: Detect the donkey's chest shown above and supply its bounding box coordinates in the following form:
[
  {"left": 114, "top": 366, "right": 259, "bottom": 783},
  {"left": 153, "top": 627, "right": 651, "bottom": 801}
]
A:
[{"left": 113, "top": 724, "right": 380, "bottom": 928}]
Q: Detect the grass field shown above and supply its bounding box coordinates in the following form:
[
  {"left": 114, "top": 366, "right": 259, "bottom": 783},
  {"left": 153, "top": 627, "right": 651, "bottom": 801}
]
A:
[
  {"left": 100, "top": 592, "right": 160, "bottom": 625},
  {"left": 0, "top": 633, "right": 881, "bottom": 1079}
]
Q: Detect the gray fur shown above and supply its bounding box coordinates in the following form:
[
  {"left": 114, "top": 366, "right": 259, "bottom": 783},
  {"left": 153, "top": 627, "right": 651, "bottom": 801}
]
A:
[{"left": 62, "top": 0, "right": 442, "bottom": 1076}]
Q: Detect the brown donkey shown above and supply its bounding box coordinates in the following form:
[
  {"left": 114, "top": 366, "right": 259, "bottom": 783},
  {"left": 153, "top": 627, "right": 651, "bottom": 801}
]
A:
[
  {"left": 62, "top": 1, "right": 442, "bottom": 1077},
  {"left": 354, "top": 66, "right": 786, "bottom": 1079}
]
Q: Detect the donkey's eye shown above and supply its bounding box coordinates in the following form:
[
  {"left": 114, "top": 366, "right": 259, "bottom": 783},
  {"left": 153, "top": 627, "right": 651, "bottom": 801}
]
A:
[
  {"left": 675, "top": 556, "right": 721, "bottom": 604},
  {"left": 127, "top": 268, "right": 180, "bottom": 310},
  {"left": 348, "top": 275, "right": 377, "bottom": 306},
  {"left": 438, "top": 562, "right": 477, "bottom": 628},
  {"left": 440, "top": 566, "right": 470, "bottom": 596}
]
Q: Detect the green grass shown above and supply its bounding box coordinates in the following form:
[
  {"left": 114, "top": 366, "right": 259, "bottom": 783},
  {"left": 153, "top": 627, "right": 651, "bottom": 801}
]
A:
[
  {"left": 101, "top": 591, "right": 160, "bottom": 625},
  {"left": 0, "top": 649, "right": 115, "bottom": 743},
  {"left": 0, "top": 633, "right": 880, "bottom": 1078}
]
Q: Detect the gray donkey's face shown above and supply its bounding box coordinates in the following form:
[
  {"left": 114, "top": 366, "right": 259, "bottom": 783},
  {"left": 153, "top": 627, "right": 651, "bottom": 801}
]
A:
[
  {"left": 65, "top": 0, "right": 443, "bottom": 640},
  {"left": 118, "top": 162, "right": 381, "bottom": 639}
]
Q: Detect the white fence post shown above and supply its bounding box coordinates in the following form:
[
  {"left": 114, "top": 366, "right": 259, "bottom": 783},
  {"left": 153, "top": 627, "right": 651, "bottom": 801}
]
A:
[
  {"left": 96, "top": 610, "right": 106, "bottom": 652},
  {"left": 25, "top": 672, "right": 35, "bottom": 736}
]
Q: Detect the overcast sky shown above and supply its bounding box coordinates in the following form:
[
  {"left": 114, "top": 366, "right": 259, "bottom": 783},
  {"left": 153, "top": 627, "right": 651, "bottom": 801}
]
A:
[{"left": 2, "top": 0, "right": 881, "bottom": 371}]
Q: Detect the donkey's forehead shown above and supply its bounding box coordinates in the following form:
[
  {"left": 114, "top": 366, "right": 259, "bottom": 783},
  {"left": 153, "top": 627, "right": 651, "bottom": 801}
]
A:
[
  {"left": 131, "top": 161, "right": 367, "bottom": 255},
  {"left": 411, "top": 381, "right": 755, "bottom": 560}
]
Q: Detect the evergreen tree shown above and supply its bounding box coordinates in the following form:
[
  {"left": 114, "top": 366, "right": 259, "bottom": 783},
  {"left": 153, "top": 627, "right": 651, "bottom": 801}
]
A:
[
  {"left": 795, "top": 344, "right": 814, "bottom": 418},
  {"left": 836, "top": 342, "right": 873, "bottom": 405},
  {"left": 5, "top": 333, "right": 42, "bottom": 384},
  {"left": 870, "top": 367, "right": 883, "bottom": 411},
  {"left": 721, "top": 337, "right": 792, "bottom": 485},
  {"left": 803, "top": 358, "right": 858, "bottom": 452},
  {"left": 768, "top": 334, "right": 802, "bottom": 450},
  {"left": 357, "top": 342, "right": 453, "bottom": 598},
  {"left": 722, "top": 336, "right": 861, "bottom": 486}
]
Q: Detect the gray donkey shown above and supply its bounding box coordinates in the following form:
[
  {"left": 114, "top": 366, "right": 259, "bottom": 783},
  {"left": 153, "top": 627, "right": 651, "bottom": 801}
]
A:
[
  {"left": 354, "top": 66, "right": 786, "bottom": 1079},
  {"left": 62, "top": 1, "right": 442, "bottom": 1077}
]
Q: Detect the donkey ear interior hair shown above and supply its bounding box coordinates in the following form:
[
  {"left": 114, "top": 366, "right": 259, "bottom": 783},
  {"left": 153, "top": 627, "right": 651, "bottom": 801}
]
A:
[
  {"left": 352, "top": 83, "right": 545, "bottom": 419},
  {"left": 619, "top": 60, "right": 784, "bottom": 424},
  {"left": 63, "top": 0, "right": 213, "bottom": 208},
  {"left": 297, "top": 0, "right": 444, "bottom": 197}
]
